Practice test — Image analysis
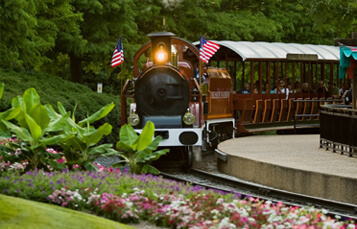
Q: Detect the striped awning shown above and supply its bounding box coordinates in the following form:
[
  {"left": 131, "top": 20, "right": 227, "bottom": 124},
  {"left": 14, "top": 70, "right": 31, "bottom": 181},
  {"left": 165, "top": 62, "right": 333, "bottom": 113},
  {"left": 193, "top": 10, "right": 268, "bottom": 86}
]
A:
[{"left": 339, "top": 46, "right": 357, "bottom": 79}]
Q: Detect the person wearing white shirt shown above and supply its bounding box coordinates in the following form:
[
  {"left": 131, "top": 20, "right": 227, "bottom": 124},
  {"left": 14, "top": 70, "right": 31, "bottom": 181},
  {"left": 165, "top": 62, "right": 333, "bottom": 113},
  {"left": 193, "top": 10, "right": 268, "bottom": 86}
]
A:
[{"left": 273, "top": 79, "right": 289, "bottom": 99}]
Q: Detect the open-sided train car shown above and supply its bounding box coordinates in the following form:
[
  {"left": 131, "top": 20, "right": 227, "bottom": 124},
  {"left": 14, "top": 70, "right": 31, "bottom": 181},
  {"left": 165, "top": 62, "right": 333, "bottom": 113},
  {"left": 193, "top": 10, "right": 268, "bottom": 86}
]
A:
[
  {"left": 193, "top": 40, "right": 347, "bottom": 135},
  {"left": 120, "top": 32, "right": 235, "bottom": 168}
]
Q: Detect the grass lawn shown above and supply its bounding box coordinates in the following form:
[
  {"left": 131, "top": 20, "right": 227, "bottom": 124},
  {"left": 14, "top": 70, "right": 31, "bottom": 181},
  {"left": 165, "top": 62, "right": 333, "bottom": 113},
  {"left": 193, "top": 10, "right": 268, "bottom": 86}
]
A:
[{"left": 0, "top": 194, "right": 134, "bottom": 229}]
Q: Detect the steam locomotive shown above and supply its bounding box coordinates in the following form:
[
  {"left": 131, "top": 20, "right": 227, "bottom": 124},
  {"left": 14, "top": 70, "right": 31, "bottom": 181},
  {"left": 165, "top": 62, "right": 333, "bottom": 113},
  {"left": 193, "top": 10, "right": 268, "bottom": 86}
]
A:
[{"left": 121, "top": 32, "right": 235, "bottom": 168}]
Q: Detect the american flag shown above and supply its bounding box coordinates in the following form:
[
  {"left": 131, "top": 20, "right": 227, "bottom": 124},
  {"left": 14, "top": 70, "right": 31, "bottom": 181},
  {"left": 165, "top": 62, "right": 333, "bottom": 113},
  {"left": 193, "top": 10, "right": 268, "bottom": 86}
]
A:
[
  {"left": 111, "top": 36, "right": 124, "bottom": 68},
  {"left": 200, "top": 35, "right": 220, "bottom": 63}
]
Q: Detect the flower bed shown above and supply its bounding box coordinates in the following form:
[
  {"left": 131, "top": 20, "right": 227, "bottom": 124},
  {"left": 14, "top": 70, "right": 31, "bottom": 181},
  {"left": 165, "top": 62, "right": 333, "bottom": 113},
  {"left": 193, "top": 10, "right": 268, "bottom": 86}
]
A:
[{"left": 0, "top": 168, "right": 356, "bottom": 228}]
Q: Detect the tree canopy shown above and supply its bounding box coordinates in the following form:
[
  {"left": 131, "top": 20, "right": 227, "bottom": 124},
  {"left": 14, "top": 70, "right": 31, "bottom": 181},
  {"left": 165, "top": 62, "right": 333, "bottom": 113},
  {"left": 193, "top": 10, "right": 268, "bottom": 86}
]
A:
[{"left": 1, "top": 0, "right": 356, "bottom": 83}]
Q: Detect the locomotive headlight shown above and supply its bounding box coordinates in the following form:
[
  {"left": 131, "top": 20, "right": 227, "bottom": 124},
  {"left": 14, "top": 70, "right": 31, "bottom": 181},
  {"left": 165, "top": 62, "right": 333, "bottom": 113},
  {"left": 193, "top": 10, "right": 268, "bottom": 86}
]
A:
[
  {"left": 183, "top": 108, "right": 195, "bottom": 125},
  {"left": 128, "top": 110, "right": 140, "bottom": 126},
  {"left": 155, "top": 42, "right": 168, "bottom": 63},
  {"left": 155, "top": 50, "right": 167, "bottom": 62}
]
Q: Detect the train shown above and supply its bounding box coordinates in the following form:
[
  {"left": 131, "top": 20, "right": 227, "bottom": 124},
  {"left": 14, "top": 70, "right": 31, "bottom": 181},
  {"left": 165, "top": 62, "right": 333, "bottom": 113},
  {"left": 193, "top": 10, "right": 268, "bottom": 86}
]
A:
[
  {"left": 121, "top": 32, "right": 235, "bottom": 168},
  {"left": 120, "top": 31, "right": 347, "bottom": 168}
]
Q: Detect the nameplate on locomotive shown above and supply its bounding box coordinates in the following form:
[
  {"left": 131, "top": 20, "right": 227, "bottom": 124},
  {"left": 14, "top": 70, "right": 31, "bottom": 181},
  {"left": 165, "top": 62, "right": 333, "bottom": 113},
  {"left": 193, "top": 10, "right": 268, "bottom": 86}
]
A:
[{"left": 211, "top": 91, "right": 230, "bottom": 99}]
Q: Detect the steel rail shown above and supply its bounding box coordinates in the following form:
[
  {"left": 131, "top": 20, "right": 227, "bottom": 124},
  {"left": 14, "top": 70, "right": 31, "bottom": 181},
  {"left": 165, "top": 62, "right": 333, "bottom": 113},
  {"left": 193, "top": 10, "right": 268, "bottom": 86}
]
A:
[{"left": 160, "top": 168, "right": 357, "bottom": 219}]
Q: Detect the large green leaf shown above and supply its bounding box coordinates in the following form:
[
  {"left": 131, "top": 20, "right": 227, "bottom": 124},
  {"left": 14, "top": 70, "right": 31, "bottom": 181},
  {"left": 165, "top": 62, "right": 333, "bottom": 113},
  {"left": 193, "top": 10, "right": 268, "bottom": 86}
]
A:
[
  {"left": 78, "top": 102, "right": 114, "bottom": 126},
  {"left": 1, "top": 120, "right": 33, "bottom": 143},
  {"left": 82, "top": 123, "right": 112, "bottom": 146},
  {"left": 45, "top": 112, "right": 71, "bottom": 132},
  {"left": 23, "top": 88, "right": 40, "bottom": 111},
  {"left": 0, "top": 106, "right": 21, "bottom": 120},
  {"left": 135, "top": 137, "right": 162, "bottom": 159},
  {"left": 11, "top": 95, "right": 23, "bottom": 109},
  {"left": 28, "top": 103, "right": 50, "bottom": 130},
  {"left": 40, "top": 133, "right": 74, "bottom": 145},
  {"left": 142, "top": 164, "right": 160, "bottom": 174},
  {"left": 57, "top": 102, "right": 68, "bottom": 116},
  {"left": 0, "top": 82, "right": 4, "bottom": 100},
  {"left": 45, "top": 104, "right": 63, "bottom": 120},
  {"left": 119, "top": 124, "right": 139, "bottom": 146},
  {"left": 11, "top": 96, "right": 27, "bottom": 128},
  {"left": 116, "top": 141, "right": 135, "bottom": 154},
  {"left": 24, "top": 113, "right": 42, "bottom": 143},
  {"left": 137, "top": 121, "right": 155, "bottom": 151},
  {"left": 137, "top": 148, "right": 169, "bottom": 163},
  {"left": 87, "top": 143, "right": 113, "bottom": 155}
]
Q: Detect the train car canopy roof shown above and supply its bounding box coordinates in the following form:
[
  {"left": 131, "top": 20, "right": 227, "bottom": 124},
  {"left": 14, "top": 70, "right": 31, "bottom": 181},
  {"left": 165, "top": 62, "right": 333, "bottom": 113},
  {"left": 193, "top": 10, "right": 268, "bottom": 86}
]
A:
[{"left": 193, "top": 40, "right": 340, "bottom": 61}]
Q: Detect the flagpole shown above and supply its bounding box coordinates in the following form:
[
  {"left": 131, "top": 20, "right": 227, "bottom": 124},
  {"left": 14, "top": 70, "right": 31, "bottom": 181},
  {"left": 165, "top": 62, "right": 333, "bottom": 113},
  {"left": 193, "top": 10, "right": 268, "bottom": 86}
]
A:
[{"left": 199, "top": 60, "right": 203, "bottom": 87}]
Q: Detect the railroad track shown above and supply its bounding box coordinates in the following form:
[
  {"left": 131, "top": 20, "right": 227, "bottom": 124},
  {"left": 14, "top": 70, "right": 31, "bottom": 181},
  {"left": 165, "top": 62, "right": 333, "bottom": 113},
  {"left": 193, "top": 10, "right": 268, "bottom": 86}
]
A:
[{"left": 160, "top": 168, "right": 357, "bottom": 220}]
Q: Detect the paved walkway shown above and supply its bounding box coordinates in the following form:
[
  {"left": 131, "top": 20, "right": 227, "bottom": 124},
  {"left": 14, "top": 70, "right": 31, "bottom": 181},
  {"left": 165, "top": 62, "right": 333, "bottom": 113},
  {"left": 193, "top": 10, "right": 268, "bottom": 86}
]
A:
[{"left": 217, "top": 134, "right": 357, "bottom": 204}]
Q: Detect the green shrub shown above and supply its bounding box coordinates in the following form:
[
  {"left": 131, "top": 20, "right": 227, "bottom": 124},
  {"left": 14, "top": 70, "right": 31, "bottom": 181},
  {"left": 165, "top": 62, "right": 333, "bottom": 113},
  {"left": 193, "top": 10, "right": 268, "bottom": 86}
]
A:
[{"left": 0, "top": 69, "right": 121, "bottom": 144}]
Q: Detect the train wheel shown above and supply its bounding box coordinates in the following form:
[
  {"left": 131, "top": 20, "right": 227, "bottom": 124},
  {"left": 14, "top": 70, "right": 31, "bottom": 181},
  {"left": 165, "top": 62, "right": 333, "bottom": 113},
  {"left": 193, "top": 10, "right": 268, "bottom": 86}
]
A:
[{"left": 182, "top": 146, "right": 193, "bottom": 171}]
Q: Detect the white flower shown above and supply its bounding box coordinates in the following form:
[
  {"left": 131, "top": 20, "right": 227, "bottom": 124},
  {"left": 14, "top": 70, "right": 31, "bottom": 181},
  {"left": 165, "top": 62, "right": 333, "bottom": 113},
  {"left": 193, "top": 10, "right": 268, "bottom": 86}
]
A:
[{"left": 217, "top": 217, "right": 236, "bottom": 229}]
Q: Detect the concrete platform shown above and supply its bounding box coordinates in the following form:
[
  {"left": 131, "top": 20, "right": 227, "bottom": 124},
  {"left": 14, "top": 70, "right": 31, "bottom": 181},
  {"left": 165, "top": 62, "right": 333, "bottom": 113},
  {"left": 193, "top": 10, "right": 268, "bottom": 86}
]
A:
[{"left": 217, "top": 134, "right": 357, "bottom": 205}]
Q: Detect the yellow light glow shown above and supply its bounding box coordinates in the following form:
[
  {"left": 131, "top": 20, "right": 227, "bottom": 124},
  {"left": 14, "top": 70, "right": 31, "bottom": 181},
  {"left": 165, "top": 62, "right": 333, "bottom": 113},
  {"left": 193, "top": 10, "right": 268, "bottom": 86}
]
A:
[{"left": 155, "top": 50, "right": 167, "bottom": 62}]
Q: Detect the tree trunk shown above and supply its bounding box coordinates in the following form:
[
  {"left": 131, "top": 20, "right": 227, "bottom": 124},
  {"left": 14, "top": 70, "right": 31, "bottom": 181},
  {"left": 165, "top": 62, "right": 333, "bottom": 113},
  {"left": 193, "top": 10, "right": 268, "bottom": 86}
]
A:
[{"left": 70, "top": 54, "right": 83, "bottom": 83}]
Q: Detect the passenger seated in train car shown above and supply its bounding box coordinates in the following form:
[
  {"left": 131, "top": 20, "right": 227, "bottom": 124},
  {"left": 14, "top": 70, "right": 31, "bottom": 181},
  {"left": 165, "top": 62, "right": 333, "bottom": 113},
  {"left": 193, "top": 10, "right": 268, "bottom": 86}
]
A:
[
  {"left": 301, "top": 82, "right": 314, "bottom": 93},
  {"left": 317, "top": 80, "right": 330, "bottom": 97},
  {"left": 287, "top": 81, "right": 293, "bottom": 93},
  {"left": 294, "top": 81, "right": 301, "bottom": 93},
  {"left": 343, "top": 87, "right": 352, "bottom": 105},
  {"left": 339, "top": 85, "right": 344, "bottom": 97},
  {"left": 262, "top": 82, "right": 271, "bottom": 94},
  {"left": 331, "top": 83, "right": 340, "bottom": 99},
  {"left": 238, "top": 82, "right": 251, "bottom": 94},
  {"left": 254, "top": 80, "right": 261, "bottom": 93},
  {"left": 253, "top": 85, "right": 259, "bottom": 94},
  {"left": 273, "top": 79, "right": 289, "bottom": 99}
]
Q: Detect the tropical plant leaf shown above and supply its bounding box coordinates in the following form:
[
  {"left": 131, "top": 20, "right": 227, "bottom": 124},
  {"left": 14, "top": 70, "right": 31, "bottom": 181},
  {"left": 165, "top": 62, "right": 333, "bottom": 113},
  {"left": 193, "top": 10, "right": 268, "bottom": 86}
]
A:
[
  {"left": 142, "top": 164, "right": 160, "bottom": 175},
  {"left": 0, "top": 82, "right": 4, "bottom": 100},
  {"left": 116, "top": 141, "right": 134, "bottom": 154},
  {"left": 1, "top": 119, "right": 33, "bottom": 143},
  {"left": 84, "top": 162, "right": 98, "bottom": 171},
  {"left": 40, "top": 133, "right": 74, "bottom": 145},
  {"left": 11, "top": 95, "right": 23, "bottom": 109},
  {"left": 62, "top": 136, "right": 85, "bottom": 152},
  {"left": 45, "top": 112, "right": 71, "bottom": 132},
  {"left": 87, "top": 143, "right": 113, "bottom": 155},
  {"left": 136, "top": 121, "right": 155, "bottom": 151},
  {"left": 82, "top": 123, "right": 112, "bottom": 146},
  {"left": 78, "top": 102, "right": 114, "bottom": 126},
  {"left": 23, "top": 88, "right": 41, "bottom": 112},
  {"left": 28, "top": 103, "right": 50, "bottom": 130},
  {"left": 119, "top": 124, "right": 139, "bottom": 146},
  {"left": 0, "top": 106, "right": 21, "bottom": 120},
  {"left": 57, "top": 102, "right": 67, "bottom": 116},
  {"left": 45, "top": 104, "right": 62, "bottom": 120},
  {"left": 0, "top": 124, "right": 11, "bottom": 138},
  {"left": 137, "top": 148, "right": 169, "bottom": 163},
  {"left": 24, "top": 113, "right": 42, "bottom": 143}
]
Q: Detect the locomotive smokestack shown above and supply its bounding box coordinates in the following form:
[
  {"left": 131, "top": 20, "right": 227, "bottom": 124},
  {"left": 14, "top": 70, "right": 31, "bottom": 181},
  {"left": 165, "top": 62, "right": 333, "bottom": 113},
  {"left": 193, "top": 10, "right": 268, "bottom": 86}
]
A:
[{"left": 148, "top": 32, "right": 174, "bottom": 65}]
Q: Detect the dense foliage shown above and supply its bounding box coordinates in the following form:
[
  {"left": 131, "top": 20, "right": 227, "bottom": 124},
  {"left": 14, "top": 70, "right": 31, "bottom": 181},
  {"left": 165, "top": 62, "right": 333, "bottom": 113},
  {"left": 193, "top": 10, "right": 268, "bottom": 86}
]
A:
[
  {"left": 1, "top": 0, "right": 356, "bottom": 86},
  {"left": 0, "top": 69, "right": 121, "bottom": 144}
]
